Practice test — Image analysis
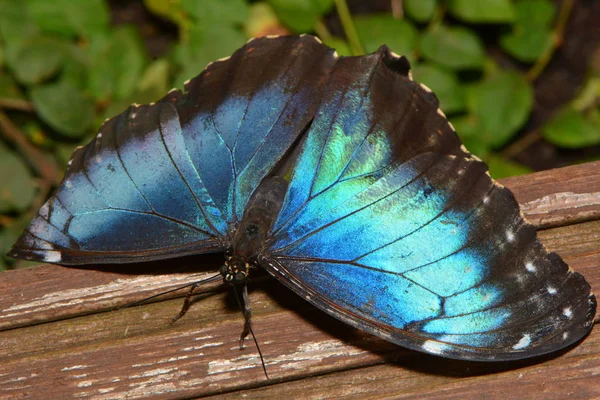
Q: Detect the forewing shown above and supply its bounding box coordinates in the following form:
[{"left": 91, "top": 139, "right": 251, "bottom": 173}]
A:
[
  {"left": 264, "top": 47, "right": 596, "bottom": 360},
  {"left": 10, "top": 35, "right": 338, "bottom": 264}
]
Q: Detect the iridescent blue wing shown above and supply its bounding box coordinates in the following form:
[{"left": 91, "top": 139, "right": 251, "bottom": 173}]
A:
[
  {"left": 263, "top": 47, "right": 596, "bottom": 360},
  {"left": 9, "top": 35, "right": 338, "bottom": 265}
]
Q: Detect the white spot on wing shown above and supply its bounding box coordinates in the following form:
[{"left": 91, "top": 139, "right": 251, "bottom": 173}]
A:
[
  {"left": 562, "top": 332, "right": 569, "bottom": 340},
  {"left": 43, "top": 251, "right": 62, "bottom": 263},
  {"left": 483, "top": 196, "right": 490, "bottom": 204},
  {"left": 525, "top": 262, "right": 537, "bottom": 273},
  {"left": 333, "top": 51, "right": 339, "bottom": 58},
  {"left": 216, "top": 56, "right": 230, "bottom": 62},
  {"left": 96, "top": 132, "right": 102, "bottom": 139},
  {"left": 422, "top": 340, "right": 448, "bottom": 355},
  {"left": 506, "top": 230, "right": 515, "bottom": 242},
  {"left": 390, "top": 51, "right": 401, "bottom": 58},
  {"left": 420, "top": 83, "right": 433, "bottom": 93},
  {"left": 563, "top": 307, "right": 573, "bottom": 319},
  {"left": 513, "top": 334, "right": 531, "bottom": 350},
  {"left": 547, "top": 286, "right": 557, "bottom": 295},
  {"left": 65, "top": 180, "right": 73, "bottom": 189},
  {"left": 436, "top": 108, "right": 447, "bottom": 119}
]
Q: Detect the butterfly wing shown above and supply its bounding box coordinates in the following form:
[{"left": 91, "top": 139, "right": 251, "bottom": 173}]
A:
[
  {"left": 9, "top": 35, "right": 338, "bottom": 265},
  {"left": 263, "top": 46, "right": 596, "bottom": 360}
]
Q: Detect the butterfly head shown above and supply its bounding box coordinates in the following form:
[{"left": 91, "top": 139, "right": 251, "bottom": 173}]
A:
[{"left": 220, "top": 253, "right": 253, "bottom": 285}]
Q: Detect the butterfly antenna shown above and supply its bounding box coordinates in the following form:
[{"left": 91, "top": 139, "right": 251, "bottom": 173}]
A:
[
  {"left": 232, "top": 284, "right": 270, "bottom": 380},
  {"left": 119, "top": 273, "right": 223, "bottom": 310}
]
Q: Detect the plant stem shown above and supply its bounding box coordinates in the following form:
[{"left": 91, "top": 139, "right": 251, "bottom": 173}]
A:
[
  {"left": 314, "top": 20, "right": 332, "bottom": 43},
  {"left": 334, "top": 0, "right": 364, "bottom": 55},
  {"left": 0, "top": 110, "right": 61, "bottom": 185},
  {"left": 526, "top": 0, "right": 574, "bottom": 82},
  {"left": 391, "top": 0, "right": 404, "bottom": 19},
  {"left": 501, "top": 130, "right": 542, "bottom": 159},
  {"left": 0, "top": 99, "right": 34, "bottom": 112}
]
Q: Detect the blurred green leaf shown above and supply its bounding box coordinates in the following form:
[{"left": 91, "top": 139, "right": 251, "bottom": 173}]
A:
[
  {"left": 500, "top": 0, "right": 555, "bottom": 62},
  {"left": 26, "top": 0, "right": 108, "bottom": 38},
  {"left": 0, "top": 40, "right": 4, "bottom": 67},
  {"left": 466, "top": 71, "right": 533, "bottom": 148},
  {"left": 321, "top": 37, "right": 352, "bottom": 56},
  {"left": 63, "top": 0, "right": 110, "bottom": 38},
  {"left": 87, "top": 27, "right": 147, "bottom": 101},
  {"left": 355, "top": 13, "right": 417, "bottom": 56},
  {"left": 404, "top": 0, "right": 436, "bottom": 23},
  {"left": 61, "top": 45, "right": 89, "bottom": 89},
  {"left": 7, "top": 36, "right": 66, "bottom": 85},
  {"left": 137, "top": 59, "right": 171, "bottom": 102},
  {"left": 420, "top": 26, "right": 485, "bottom": 70},
  {"left": 144, "top": 0, "right": 188, "bottom": 30},
  {"left": 512, "top": 0, "right": 556, "bottom": 27},
  {"left": 447, "top": 0, "right": 515, "bottom": 23},
  {"left": 412, "top": 63, "right": 465, "bottom": 114},
  {"left": 268, "top": 0, "right": 334, "bottom": 32},
  {"left": 28, "top": 0, "right": 77, "bottom": 37},
  {"left": 0, "top": 0, "right": 37, "bottom": 44},
  {"left": 500, "top": 29, "right": 553, "bottom": 63},
  {"left": 174, "top": 24, "right": 246, "bottom": 86},
  {"left": 182, "top": 0, "right": 249, "bottom": 25},
  {"left": 0, "top": 73, "right": 24, "bottom": 99},
  {"left": 0, "top": 144, "right": 36, "bottom": 213},
  {"left": 450, "top": 114, "right": 490, "bottom": 156},
  {"left": 542, "top": 107, "right": 600, "bottom": 148},
  {"left": 486, "top": 154, "right": 533, "bottom": 178},
  {"left": 31, "top": 79, "right": 95, "bottom": 138}
]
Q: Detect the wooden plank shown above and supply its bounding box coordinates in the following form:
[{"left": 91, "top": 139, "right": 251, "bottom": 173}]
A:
[
  {"left": 0, "top": 162, "right": 598, "bottom": 399},
  {"left": 499, "top": 161, "right": 600, "bottom": 228}
]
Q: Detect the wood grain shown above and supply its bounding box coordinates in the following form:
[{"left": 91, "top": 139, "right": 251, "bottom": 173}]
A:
[{"left": 0, "top": 162, "right": 599, "bottom": 399}]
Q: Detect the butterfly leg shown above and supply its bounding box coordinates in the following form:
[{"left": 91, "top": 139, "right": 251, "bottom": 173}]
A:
[
  {"left": 170, "top": 283, "right": 200, "bottom": 325},
  {"left": 238, "top": 283, "right": 252, "bottom": 349}
]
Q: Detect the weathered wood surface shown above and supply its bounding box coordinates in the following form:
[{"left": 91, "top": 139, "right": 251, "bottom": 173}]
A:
[{"left": 0, "top": 162, "right": 599, "bottom": 399}]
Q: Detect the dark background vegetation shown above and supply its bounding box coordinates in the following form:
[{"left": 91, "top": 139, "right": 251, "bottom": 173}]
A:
[{"left": 0, "top": 0, "right": 599, "bottom": 270}]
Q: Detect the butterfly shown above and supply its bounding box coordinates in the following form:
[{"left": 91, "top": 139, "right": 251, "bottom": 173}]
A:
[{"left": 9, "top": 35, "right": 596, "bottom": 362}]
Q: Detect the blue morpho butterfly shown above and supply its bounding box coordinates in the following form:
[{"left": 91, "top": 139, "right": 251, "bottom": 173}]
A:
[{"left": 8, "top": 35, "right": 596, "bottom": 362}]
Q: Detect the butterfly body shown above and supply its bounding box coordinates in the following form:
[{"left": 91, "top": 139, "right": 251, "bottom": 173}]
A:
[{"left": 9, "top": 35, "right": 595, "bottom": 362}]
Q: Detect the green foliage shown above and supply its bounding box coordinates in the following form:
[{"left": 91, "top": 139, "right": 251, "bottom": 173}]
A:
[
  {"left": 268, "top": 0, "right": 333, "bottom": 32},
  {"left": 543, "top": 107, "right": 600, "bottom": 149},
  {"left": 0, "top": 143, "right": 36, "bottom": 213},
  {"left": 447, "top": 0, "right": 515, "bottom": 23},
  {"left": 87, "top": 27, "right": 147, "bottom": 101},
  {"left": 31, "top": 80, "right": 95, "bottom": 138},
  {"left": 466, "top": 71, "right": 534, "bottom": 148},
  {"left": 354, "top": 14, "right": 417, "bottom": 56},
  {"left": 500, "top": 0, "right": 555, "bottom": 62},
  {"left": 0, "top": 0, "right": 597, "bottom": 269},
  {"left": 420, "top": 26, "right": 485, "bottom": 70},
  {"left": 412, "top": 63, "right": 465, "bottom": 114},
  {"left": 404, "top": 0, "right": 436, "bottom": 23}
]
